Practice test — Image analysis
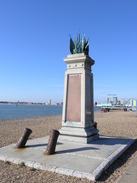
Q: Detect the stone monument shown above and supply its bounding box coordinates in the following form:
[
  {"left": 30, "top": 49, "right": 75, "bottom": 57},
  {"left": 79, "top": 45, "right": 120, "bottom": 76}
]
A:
[{"left": 59, "top": 33, "right": 99, "bottom": 143}]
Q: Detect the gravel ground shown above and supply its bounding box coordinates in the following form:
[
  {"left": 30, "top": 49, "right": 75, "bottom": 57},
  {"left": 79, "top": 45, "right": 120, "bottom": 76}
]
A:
[{"left": 0, "top": 111, "right": 137, "bottom": 182}]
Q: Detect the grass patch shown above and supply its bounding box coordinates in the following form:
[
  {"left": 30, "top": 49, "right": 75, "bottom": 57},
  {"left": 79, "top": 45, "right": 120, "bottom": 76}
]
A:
[
  {"left": 19, "top": 162, "right": 25, "bottom": 167},
  {"left": 4, "top": 160, "right": 10, "bottom": 164},
  {"left": 30, "top": 167, "right": 36, "bottom": 171}
]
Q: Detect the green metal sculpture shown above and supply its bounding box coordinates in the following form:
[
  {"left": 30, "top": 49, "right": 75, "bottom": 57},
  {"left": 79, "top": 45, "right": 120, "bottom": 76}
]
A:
[{"left": 69, "top": 33, "right": 90, "bottom": 55}]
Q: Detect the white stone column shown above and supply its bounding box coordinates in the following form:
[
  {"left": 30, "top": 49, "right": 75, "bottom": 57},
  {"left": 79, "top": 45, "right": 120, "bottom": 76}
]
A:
[{"left": 59, "top": 53, "right": 99, "bottom": 143}]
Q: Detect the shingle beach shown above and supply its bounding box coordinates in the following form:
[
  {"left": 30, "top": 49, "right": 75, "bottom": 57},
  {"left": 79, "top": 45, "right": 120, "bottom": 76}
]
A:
[{"left": 0, "top": 111, "right": 137, "bottom": 183}]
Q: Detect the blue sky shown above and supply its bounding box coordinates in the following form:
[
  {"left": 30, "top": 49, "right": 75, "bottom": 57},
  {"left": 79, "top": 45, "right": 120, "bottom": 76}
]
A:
[{"left": 0, "top": 0, "right": 137, "bottom": 103}]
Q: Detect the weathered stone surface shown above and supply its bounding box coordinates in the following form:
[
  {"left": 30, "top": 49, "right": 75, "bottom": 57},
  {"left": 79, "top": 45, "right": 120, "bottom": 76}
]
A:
[{"left": 60, "top": 53, "right": 98, "bottom": 143}]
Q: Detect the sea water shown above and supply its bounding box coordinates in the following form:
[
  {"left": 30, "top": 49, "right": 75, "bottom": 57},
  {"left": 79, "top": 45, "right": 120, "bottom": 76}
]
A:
[{"left": 0, "top": 104, "right": 101, "bottom": 120}]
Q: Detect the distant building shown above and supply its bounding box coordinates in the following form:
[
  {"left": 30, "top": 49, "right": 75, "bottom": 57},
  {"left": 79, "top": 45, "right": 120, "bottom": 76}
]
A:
[
  {"left": 107, "top": 94, "right": 117, "bottom": 105},
  {"left": 49, "top": 99, "right": 51, "bottom": 105},
  {"left": 125, "top": 99, "right": 136, "bottom": 107},
  {"left": 52, "top": 102, "right": 59, "bottom": 105}
]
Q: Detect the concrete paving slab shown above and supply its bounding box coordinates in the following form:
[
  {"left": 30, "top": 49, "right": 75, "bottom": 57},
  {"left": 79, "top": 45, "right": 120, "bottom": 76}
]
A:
[{"left": 0, "top": 136, "right": 135, "bottom": 181}]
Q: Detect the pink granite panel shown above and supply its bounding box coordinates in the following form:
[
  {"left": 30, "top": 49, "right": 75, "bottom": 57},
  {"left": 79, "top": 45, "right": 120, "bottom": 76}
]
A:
[
  {"left": 67, "top": 75, "right": 81, "bottom": 122},
  {"left": 86, "top": 75, "right": 91, "bottom": 122},
  {"left": 90, "top": 75, "right": 94, "bottom": 122},
  {"left": 86, "top": 75, "right": 93, "bottom": 123}
]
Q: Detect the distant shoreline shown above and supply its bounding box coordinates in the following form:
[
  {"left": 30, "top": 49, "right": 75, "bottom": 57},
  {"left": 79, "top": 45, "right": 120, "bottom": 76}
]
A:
[{"left": 0, "top": 101, "right": 63, "bottom": 106}]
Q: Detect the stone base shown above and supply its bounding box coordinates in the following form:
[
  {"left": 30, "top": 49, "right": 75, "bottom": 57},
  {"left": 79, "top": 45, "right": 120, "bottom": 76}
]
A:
[{"left": 59, "top": 126, "right": 99, "bottom": 144}]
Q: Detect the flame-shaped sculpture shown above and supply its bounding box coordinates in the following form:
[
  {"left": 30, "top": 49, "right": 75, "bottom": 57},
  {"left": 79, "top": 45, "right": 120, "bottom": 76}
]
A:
[{"left": 69, "top": 33, "right": 90, "bottom": 55}]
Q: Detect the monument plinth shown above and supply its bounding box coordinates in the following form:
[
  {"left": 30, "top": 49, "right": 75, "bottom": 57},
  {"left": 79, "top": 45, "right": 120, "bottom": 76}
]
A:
[{"left": 59, "top": 53, "right": 99, "bottom": 143}]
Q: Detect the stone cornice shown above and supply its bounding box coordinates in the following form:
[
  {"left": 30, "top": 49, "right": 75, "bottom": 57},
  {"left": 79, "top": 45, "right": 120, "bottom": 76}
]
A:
[{"left": 64, "top": 53, "right": 95, "bottom": 66}]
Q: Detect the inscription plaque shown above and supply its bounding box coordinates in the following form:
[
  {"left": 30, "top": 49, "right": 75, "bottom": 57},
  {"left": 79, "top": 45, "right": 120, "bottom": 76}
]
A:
[{"left": 67, "top": 75, "right": 81, "bottom": 122}]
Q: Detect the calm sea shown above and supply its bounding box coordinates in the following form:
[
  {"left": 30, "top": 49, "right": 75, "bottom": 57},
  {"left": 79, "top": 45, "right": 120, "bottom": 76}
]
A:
[{"left": 0, "top": 104, "right": 101, "bottom": 120}]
